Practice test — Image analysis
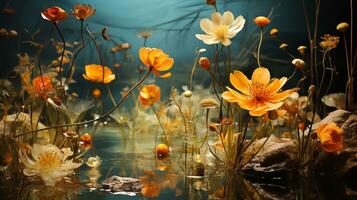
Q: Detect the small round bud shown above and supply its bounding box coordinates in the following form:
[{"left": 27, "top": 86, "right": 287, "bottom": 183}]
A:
[
  {"left": 199, "top": 57, "right": 210, "bottom": 70},
  {"left": 297, "top": 45, "right": 307, "bottom": 55},
  {"left": 92, "top": 88, "right": 101, "bottom": 98},
  {"left": 270, "top": 28, "right": 279, "bottom": 37},
  {"left": 80, "top": 133, "right": 92, "bottom": 143},
  {"left": 206, "top": 0, "right": 216, "bottom": 6},
  {"left": 279, "top": 43, "right": 288, "bottom": 50},
  {"left": 309, "top": 85, "right": 316, "bottom": 94},
  {"left": 183, "top": 90, "right": 192, "bottom": 98},
  {"left": 292, "top": 58, "right": 305, "bottom": 70},
  {"left": 156, "top": 144, "right": 169, "bottom": 160}
]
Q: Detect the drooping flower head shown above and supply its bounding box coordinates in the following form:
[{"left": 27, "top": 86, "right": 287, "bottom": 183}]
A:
[
  {"left": 19, "top": 144, "right": 82, "bottom": 186},
  {"left": 195, "top": 11, "right": 245, "bottom": 46},
  {"left": 139, "top": 84, "right": 161, "bottom": 106},
  {"left": 139, "top": 47, "right": 173, "bottom": 78},
  {"left": 72, "top": 4, "right": 96, "bottom": 20},
  {"left": 41, "top": 6, "right": 68, "bottom": 23},
  {"left": 82, "top": 64, "right": 115, "bottom": 84},
  {"left": 222, "top": 67, "right": 297, "bottom": 116},
  {"left": 316, "top": 122, "right": 343, "bottom": 153},
  {"left": 32, "top": 75, "right": 53, "bottom": 99},
  {"left": 320, "top": 34, "right": 340, "bottom": 50}
]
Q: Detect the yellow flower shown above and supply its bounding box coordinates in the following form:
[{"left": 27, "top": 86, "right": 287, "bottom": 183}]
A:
[
  {"left": 320, "top": 34, "right": 339, "bottom": 50},
  {"left": 336, "top": 22, "right": 349, "bottom": 32},
  {"left": 19, "top": 144, "right": 82, "bottom": 186},
  {"left": 316, "top": 122, "right": 343, "bottom": 153},
  {"left": 222, "top": 67, "right": 297, "bottom": 116},
  {"left": 139, "top": 47, "right": 173, "bottom": 78},
  {"left": 139, "top": 84, "right": 161, "bottom": 106},
  {"left": 82, "top": 64, "right": 115, "bottom": 84},
  {"left": 195, "top": 11, "right": 245, "bottom": 46},
  {"left": 72, "top": 4, "right": 96, "bottom": 20}
]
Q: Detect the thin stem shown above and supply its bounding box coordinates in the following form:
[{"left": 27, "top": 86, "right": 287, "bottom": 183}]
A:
[
  {"left": 106, "top": 85, "right": 117, "bottom": 106},
  {"left": 15, "top": 67, "right": 153, "bottom": 137},
  {"left": 189, "top": 49, "right": 200, "bottom": 91},
  {"left": 257, "top": 27, "right": 263, "bottom": 67},
  {"left": 151, "top": 106, "right": 168, "bottom": 144},
  {"left": 53, "top": 22, "right": 66, "bottom": 88},
  {"left": 343, "top": 34, "right": 350, "bottom": 109},
  {"left": 302, "top": 0, "right": 314, "bottom": 85}
]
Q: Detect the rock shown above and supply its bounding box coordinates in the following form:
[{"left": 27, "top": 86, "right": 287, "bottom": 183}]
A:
[
  {"left": 102, "top": 176, "right": 143, "bottom": 193},
  {"left": 242, "top": 136, "right": 298, "bottom": 177}
]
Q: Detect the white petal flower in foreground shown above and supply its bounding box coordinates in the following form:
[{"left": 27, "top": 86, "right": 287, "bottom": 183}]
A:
[
  {"left": 19, "top": 143, "right": 82, "bottom": 186},
  {"left": 195, "top": 11, "right": 245, "bottom": 46}
]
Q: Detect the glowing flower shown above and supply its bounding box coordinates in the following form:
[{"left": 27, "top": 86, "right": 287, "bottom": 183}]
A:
[
  {"left": 222, "top": 67, "right": 297, "bottom": 116},
  {"left": 32, "top": 75, "right": 53, "bottom": 99},
  {"left": 297, "top": 45, "right": 307, "bottom": 54},
  {"left": 279, "top": 43, "right": 288, "bottom": 49},
  {"left": 139, "top": 84, "right": 161, "bottom": 106},
  {"left": 82, "top": 64, "right": 115, "bottom": 84},
  {"left": 292, "top": 58, "right": 305, "bottom": 70},
  {"left": 316, "top": 122, "right": 343, "bottom": 153},
  {"left": 72, "top": 4, "right": 96, "bottom": 20},
  {"left": 86, "top": 156, "right": 102, "bottom": 168},
  {"left": 195, "top": 11, "right": 245, "bottom": 46},
  {"left": 320, "top": 34, "right": 339, "bottom": 50},
  {"left": 80, "top": 133, "right": 92, "bottom": 143},
  {"left": 270, "top": 28, "right": 279, "bottom": 37},
  {"left": 199, "top": 57, "right": 210, "bottom": 70},
  {"left": 139, "top": 47, "right": 174, "bottom": 78},
  {"left": 155, "top": 143, "right": 169, "bottom": 160},
  {"left": 19, "top": 144, "right": 82, "bottom": 186},
  {"left": 254, "top": 16, "right": 270, "bottom": 27},
  {"left": 41, "top": 6, "right": 68, "bottom": 23},
  {"left": 336, "top": 22, "right": 349, "bottom": 32}
]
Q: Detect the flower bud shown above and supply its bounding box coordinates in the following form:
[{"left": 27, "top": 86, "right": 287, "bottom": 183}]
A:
[
  {"left": 309, "top": 85, "right": 316, "bottom": 94},
  {"left": 92, "top": 88, "right": 101, "bottom": 98},
  {"left": 183, "top": 90, "right": 192, "bottom": 98},
  {"left": 297, "top": 45, "right": 307, "bottom": 55},
  {"left": 292, "top": 58, "right": 305, "bottom": 70},
  {"left": 206, "top": 0, "right": 216, "bottom": 6},
  {"left": 199, "top": 57, "right": 210, "bottom": 70},
  {"left": 336, "top": 22, "right": 349, "bottom": 32},
  {"left": 254, "top": 16, "right": 271, "bottom": 27},
  {"left": 279, "top": 43, "right": 288, "bottom": 50},
  {"left": 156, "top": 144, "right": 169, "bottom": 160},
  {"left": 270, "top": 28, "right": 279, "bottom": 37}
]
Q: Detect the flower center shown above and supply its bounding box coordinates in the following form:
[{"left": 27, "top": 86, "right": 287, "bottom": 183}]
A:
[
  {"left": 37, "top": 151, "right": 61, "bottom": 170},
  {"left": 249, "top": 82, "right": 270, "bottom": 103},
  {"left": 214, "top": 25, "right": 229, "bottom": 40}
]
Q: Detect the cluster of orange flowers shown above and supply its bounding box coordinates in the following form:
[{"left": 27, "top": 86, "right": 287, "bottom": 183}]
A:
[{"left": 41, "top": 4, "right": 95, "bottom": 23}]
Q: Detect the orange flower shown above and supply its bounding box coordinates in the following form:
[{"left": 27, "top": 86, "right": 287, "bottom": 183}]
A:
[
  {"left": 320, "top": 34, "right": 339, "bottom": 50},
  {"left": 139, "top": 47, "right": 174, "bottom": 78},
  {"left": 254, "top": 16, "right": 270, "bottom": 27},
  {"left": 316, "top": 123, "right": 343, "bottom": 153},
  {"left": 32, "top": 76, "right": 53, "bottom": 99},
  {"left": 206, "top": 0, "right": 216, "bottom": 6},
  {"left": 139, "top": 84, "right": 161, "bottom": 106},
  {"left": 72, "top": 4, "right": 96, "bottom": 20},
  {"left": 80, "top": 133, "right": 92, "bottom": 143},
  {"left": 222, "top": 67, "right": 297, "bottom": 116},
  {"left": 92, "top": 88, "right": 101, "bottom": 98},
  {"left": 41, "top": 6, "right": 68, "bottom": 23},
  {"left": 83, "top": 64, "right": 115, "bottom": 84}
]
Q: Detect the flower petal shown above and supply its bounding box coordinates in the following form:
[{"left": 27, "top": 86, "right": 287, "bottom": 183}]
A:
[
  {"left": 270, "top": 88, "right": 299, "bottom": 103},
  {"left": 223, "top": 11, "right": 234, "bottom": 25},
  {"left": 249, "top": 106, "right": 269, "bottom": 116},
  {"left": 139, "top": 47, "right": 151, "bottom": 66},
  {"left": 221, "top": 38, "right": 232, "bottom": 46},
  {"left": 266, "top": 77, "right": 287, "bottom": 93},
  {"left": 211, "top": 12, "right": 222, "bottom": 25},
  {"left": 229, "top": 15, "right": 245, "bottom": 35},
  {"left": 252, "top": 67, "right": 270, "bottom": 85},
  {"left": 159, "top": 72, "right": 172, "bottom": 79},
  {"left": 200, "top": 18, "right": 214, "bottom": 34},
  {"left": 230, "top": 70, "right": 251, "bottom": 95},
  {"left": 195, "top": 34, "right": 219, "bottom": 45},
  {"left": 156, "top": 58, "right": 174, "bottom": 71}
]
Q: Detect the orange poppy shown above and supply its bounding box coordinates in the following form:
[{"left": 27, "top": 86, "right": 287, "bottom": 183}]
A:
[
  {"left": 139, "top": 47, "right": 173, "bottom": 78},
  {"left": 72, "top": 4, "right": 96, "bottom": 20},
  {"left": 32, "top": 75, "right": 53, "bottom": 99},
  {"left": 254, "top": 16, "right": 270, "bottom": 27},
  {"left": 316, "top": 122, "right": 343, "bottom": 153},
  {"left": 139, "top": 84, "right": 161, "bottom": 106},
  {"left": 41, "top": 6, "right": 68, "bottom": 23},
  {"left": 82, "top": 64, "right": 115, "bottom": 84},
  {"left": 222, "top": 67, "right": 297, "bottom": 116}
]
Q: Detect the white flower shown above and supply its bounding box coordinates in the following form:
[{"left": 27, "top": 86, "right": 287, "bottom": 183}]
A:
[
  {"left": 195, "top": 11, "right": 245, "bottom": 46},
  {"left": 19, "top": 144, "right": 82, "bottom": 186}
]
